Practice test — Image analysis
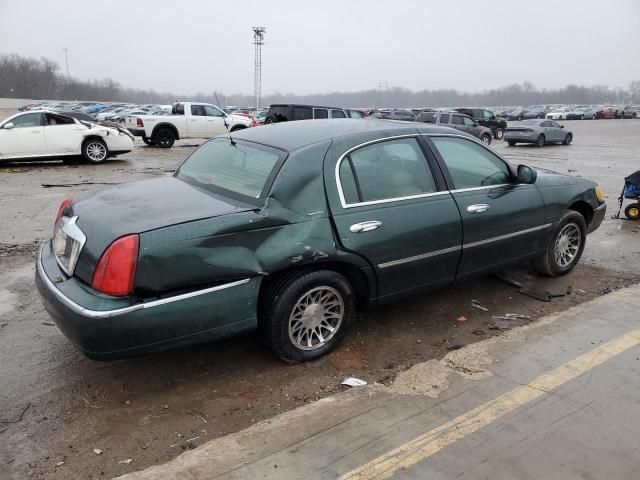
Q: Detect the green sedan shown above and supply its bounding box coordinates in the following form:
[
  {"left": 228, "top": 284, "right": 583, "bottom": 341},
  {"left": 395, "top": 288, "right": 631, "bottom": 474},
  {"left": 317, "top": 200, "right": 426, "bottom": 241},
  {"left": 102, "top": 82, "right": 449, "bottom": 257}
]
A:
[{"left": 36, "top": 120, "right": 606, "bottom": 362}]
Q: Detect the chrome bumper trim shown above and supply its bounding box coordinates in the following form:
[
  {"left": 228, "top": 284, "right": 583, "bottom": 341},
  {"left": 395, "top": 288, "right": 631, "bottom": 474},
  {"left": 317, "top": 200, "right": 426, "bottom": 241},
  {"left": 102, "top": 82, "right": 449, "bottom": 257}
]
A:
[{"left": 38, "top": 243, "right": 250, "bottom": 319}]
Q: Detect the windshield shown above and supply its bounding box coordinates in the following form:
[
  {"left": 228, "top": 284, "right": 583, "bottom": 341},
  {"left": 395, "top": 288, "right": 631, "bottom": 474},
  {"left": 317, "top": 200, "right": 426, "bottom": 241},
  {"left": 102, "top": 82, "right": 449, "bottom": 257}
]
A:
[{"left": 176, "top": 138, "right": 286, "bottom": 203}]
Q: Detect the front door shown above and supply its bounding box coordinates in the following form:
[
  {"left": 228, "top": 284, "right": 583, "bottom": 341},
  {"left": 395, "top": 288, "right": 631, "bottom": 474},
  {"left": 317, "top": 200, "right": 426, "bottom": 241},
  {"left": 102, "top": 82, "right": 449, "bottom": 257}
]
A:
[
  {"left": 0, "top": 112, "right": 46, "bottom": 158},
  {"left": 204, "top": 105, "right": 227, "bottom": 136},
  {"left": 327, "top": 135, "right": 462, "bottom": 299},
  {"left": 43, "top": 113, "right": 86, "bottom": 154},
  {"left": 427, "top": 135, "right": 547, "bottom": 277}
]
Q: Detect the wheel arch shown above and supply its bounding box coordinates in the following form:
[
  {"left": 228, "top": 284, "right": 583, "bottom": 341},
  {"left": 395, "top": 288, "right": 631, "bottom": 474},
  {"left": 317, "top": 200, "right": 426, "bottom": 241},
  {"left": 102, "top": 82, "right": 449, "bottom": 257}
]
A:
[
  {"left": 568, "top": 200, "right": 594, "bottom": 226},
  {"left": 230, "top": 124, "right": 247, "bottom": 132},
  {"left": 151, "top": 123, "right": 180, "bottom": 140}
]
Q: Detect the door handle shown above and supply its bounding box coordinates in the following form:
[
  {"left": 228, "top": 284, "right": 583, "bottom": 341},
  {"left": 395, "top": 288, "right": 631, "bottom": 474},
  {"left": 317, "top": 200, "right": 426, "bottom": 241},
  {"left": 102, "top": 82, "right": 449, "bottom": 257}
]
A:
[
  {"left": 467, "top": 204, "right": 490, "bottom": 213},
  {"left": 350, "top": 221, "right": 382, "bottom": 233},
  {"left": 31, "top": 130, "right": 40, "bottom": 133}
]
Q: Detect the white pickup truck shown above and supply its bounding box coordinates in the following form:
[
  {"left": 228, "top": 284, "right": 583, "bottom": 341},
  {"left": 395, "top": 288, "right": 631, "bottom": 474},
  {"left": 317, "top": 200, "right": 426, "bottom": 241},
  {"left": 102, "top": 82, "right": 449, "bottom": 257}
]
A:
[{"left": 125, "top": 102, "right": 255, "bottom": 148}]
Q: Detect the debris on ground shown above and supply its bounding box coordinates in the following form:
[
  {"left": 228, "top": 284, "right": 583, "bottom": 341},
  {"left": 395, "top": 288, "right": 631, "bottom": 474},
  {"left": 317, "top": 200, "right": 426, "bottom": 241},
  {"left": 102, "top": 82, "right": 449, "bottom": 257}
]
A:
[
  {"left": 493, "top": 313, "right": 531, "bottom": 320},
  {"left": 93, "top": 448, "right": 102, "bottom": 455},
  {"left": 341, "top": 377, "right": 367, "bottom": 387},
  {"left": 41, "top": 321, "right": 54, "bottom": 326},
  {"left": 118, "top": 459, "right": 133, "bottom": 465},
  {"left": 456, "top": 316, "right": 467, "bottom": 322},
  {"left": 55, "top": 461, "right": 64, "bottom": 466},
  {"left": 471, "top": 299, "right": 489, "bottom": 311},
  {"left": 472, "top": 329, "right": 486, "bottom": 336},
  {"left": 1, "top": 402, "right": 31, "bottom": 424}
]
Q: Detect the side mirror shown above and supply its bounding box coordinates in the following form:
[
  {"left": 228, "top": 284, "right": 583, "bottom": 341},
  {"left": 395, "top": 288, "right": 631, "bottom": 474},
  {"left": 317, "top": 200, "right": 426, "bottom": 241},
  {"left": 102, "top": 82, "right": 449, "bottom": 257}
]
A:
[
  {"left": 517, "top": 164, "right": 537, "bottom": 184},
  {"left": 560, "top": 125, "right": 564, "bottom": 129},
  {"left": 3, "top": 122, "right": 14, "bottom": 129}
]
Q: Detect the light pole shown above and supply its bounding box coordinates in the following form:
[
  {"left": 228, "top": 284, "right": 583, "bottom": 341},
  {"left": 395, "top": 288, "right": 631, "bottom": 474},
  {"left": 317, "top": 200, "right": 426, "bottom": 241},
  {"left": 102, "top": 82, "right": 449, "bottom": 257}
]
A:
[
  {"left": 252, "top": 27, "right": 266, "bottom": 110},
  {"left": 62, "top": 48, "right": 70, "bottom": 84}
]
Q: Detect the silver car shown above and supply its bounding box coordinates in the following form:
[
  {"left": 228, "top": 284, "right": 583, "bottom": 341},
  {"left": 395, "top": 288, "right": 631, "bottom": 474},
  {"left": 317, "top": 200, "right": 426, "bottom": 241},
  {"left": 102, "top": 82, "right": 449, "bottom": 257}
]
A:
[{"left": 504, "top": 120, "right": 573, "bottom": 147}]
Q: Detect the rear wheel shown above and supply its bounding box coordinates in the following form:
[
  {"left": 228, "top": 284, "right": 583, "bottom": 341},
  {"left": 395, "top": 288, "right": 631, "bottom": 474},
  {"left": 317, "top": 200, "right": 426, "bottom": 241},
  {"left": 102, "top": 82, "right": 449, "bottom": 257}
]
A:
[
  {"left": 531, "top": 211, "right": 587, "bottom": 277},
  {"left": 625, "top": 203, "right": 640, "bottom": 220},
  {"left": 259, "top": 270, "right": 355, "bottom": 362},
  {"left": 535, "top": 134, "right": 545, "bottom": 147},
  {"left": 480, "top": 133, "right": 491, "bottom": 145},
  {"left": 494, "top": 128, "right": 504, "bottom": 140},
  {"left": 563, "top": 133, "right": 573, "bottom": 145},
  {"left": 82, "top": 138, "right": 108, "bottom": 164},
  {"left": 154, "top": 128, "right": 175, "bottom": 148}
]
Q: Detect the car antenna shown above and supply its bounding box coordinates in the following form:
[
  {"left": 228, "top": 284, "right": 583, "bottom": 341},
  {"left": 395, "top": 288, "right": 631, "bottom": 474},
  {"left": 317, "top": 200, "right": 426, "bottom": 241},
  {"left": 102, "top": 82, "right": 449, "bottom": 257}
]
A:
[{"left": 214, "top": 91, "right": 236, "bottom": 146}]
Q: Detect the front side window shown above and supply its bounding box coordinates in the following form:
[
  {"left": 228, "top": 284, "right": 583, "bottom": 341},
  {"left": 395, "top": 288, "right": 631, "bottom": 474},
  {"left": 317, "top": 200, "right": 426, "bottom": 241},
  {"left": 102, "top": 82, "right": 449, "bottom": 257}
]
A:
[
  {"left": 439, "top": 113, "right": 450, "bottom": 124},
  {"left": 314, "top": 108, "right": 328, "bottom": 119},
  {"left": 8, "top": 113, "right": 42, "bottom": 128},
  {"left": 343, "top": 138, "right": 437, "bottom": 203},
  {"left": 483, "top": 110, "right": 494, "bottom": 119},
  {"left": 462, "top": 116, "right": 475, "bottom": 126},
  {"left": 431, "top": 136, "right": 511, "bottom": 189},
  {"left": 45, "top": 113, "right": 75, "bottom": 126},
  {"left": 348, "top": 110, "right": 364, "bottom": 118},
  {"left": 331, "top": 110, "right": 346, "bottom": 119},
  {"left": 451, "top": 115, "right": 464, "bottom": 125},
  {"left": 176, "top": 138, "right": 285, "bottom": 202},
  {"left": 204, "top": 105, "right": 224, "bottom": 117},
  {"left": 550, "top": 121, "right": 561, "bottom": 128},
  {"left": 292, "top": 107, "right": 312, "bottom": 120}
]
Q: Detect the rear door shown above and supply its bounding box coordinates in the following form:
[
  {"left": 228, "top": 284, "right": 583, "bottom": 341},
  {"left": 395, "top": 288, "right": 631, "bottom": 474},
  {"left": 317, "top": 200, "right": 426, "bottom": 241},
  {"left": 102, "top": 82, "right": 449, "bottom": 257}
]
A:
[
  {"left": 188, "top": 104, "right": 209, "bottom": 137},
  {"left": 0, "top": 112, "right": 46, "bottom": 158},
  {"left": 327, "top": 135, "right": 462, "bottom": 299},
  {"left": 427, "top": 135, "right": 547, "bottom": 277}
]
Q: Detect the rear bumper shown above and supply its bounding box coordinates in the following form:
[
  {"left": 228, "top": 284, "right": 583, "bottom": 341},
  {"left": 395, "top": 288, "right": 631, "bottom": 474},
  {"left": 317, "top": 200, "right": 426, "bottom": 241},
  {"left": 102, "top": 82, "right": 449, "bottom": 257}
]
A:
[
  {"left": 36, "top": 241, "right": 259, "bottom": 360},
  {"left": 588, "top": 202, "right": 606, "bottom": 234},
  {"left": 127, "top": 128, "right": 146, "bottom": 137},
  {"left": 503, "top": 133, "right": 537, "bottom": 143}
]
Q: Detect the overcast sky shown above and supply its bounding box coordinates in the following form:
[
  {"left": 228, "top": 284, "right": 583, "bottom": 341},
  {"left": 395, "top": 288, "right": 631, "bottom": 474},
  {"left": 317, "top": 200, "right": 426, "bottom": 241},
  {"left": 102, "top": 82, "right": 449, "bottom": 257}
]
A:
[{"left": 1, "top": 0, "right": 639, "bottom": 96}]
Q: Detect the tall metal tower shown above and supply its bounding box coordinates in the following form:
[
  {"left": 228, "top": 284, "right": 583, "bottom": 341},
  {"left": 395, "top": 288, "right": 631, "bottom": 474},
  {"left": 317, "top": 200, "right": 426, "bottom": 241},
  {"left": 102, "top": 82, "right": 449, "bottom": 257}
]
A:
[{"left": 252, "top": 26, "right": 266, "bottom": 110}]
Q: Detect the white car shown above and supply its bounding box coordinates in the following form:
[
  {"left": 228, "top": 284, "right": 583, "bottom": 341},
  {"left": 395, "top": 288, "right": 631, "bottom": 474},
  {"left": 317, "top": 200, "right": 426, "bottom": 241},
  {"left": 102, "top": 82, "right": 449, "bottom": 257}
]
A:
[
  {"left": 546, "top": 108, "right": 570, "bottom": 120},
  {"left": 0, "top": 111, "right": 134, "bottom": 163}
]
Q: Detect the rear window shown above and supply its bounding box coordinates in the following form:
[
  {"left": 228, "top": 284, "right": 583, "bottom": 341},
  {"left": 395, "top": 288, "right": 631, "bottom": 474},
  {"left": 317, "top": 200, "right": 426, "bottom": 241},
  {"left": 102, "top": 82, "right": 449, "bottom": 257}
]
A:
[{"left": 176, "top": 138, "right": 286, "bottom": 203}]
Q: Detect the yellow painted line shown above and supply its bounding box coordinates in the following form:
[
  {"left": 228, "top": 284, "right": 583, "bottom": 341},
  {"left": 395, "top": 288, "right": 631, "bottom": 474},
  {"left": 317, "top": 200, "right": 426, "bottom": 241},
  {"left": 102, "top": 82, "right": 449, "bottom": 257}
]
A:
[{"left": 340, "top": 329, "right": 640, "bottom": 480}]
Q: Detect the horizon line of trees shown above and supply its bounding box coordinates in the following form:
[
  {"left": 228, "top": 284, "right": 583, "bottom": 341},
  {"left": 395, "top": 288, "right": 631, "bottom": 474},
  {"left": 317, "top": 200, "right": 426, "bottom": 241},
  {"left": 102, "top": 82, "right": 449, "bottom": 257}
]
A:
[{"left": 2, "top": 52, "right": 640, "bottom": 108}]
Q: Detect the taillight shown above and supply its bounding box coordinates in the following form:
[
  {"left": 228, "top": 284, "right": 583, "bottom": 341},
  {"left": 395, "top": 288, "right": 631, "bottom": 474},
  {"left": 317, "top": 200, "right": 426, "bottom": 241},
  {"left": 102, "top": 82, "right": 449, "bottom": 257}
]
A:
[
  {"left": 91, "top": 234, "right": 139, "bottom": 296},
  {"left": 136, "top": 118, "right": 144, "bottom": 127},
  {"left": 55, "top": 196, "right": 74, "bottom": 232},
  {"left": 251, "top": 117, "right": 257, "bottom": 127}
]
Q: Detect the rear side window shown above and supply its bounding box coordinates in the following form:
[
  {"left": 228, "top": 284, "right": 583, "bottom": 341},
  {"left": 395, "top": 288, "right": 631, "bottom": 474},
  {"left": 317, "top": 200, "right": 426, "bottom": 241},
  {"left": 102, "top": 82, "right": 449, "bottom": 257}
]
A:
[
  {"left": 439, "top": 114, "right": 450, "bottom": 123},
  {"left": 338, "top": 159, "right": 360, "bottom": 204},
  {"left": 342, "top": 138, "right": 437, "bottom": 203},
  {"left": 431, "top": 136, "right": 511, "bottom": 189},
  {"left": 173, "top": 103, "right": 185, "bottom": 115},
  {"left": 314, "top": 108, "right": 328, "bottom": 119},
  {"left": 292, "top": 107, "right": 312, "bottom": 120},
  {"left": 331, "top": 110, "right": 346, "bottom": 119}
]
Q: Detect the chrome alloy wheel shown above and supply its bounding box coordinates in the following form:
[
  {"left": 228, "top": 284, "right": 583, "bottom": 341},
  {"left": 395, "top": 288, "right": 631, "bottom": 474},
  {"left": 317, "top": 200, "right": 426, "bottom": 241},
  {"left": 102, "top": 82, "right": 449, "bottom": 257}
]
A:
[
  {"left": 288, "top": 286, "right": 344, "bottom": 351},
  {"left": 86, "top": 141, "right": 107, "bottom": 161},
  {"left": 554, "top": 223, "right": 581, "bottom": 267}
]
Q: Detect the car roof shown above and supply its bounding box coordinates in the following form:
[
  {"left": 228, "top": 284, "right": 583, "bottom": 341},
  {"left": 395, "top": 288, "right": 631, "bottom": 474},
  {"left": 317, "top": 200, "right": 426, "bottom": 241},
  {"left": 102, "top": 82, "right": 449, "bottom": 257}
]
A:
[
  {"left": 230, "top": 118, "right": 468, "bottom": 151},
  {"left": 269, "top": 103, "right": 344, "bottom": 110}
]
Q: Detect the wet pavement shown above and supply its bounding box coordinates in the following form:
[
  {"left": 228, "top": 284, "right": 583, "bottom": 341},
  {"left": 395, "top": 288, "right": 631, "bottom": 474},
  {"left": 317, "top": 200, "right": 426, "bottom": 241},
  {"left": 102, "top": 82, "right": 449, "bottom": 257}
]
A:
[{"left": 1, "top": 115, "right": 640, "bottom": 479}]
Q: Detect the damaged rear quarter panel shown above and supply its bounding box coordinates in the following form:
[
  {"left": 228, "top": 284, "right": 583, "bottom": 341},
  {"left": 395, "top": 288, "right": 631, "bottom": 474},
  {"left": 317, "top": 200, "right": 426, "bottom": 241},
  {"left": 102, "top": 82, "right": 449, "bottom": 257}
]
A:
[{"left": 135, "top": 140, "right": 371, "bottom": 296}]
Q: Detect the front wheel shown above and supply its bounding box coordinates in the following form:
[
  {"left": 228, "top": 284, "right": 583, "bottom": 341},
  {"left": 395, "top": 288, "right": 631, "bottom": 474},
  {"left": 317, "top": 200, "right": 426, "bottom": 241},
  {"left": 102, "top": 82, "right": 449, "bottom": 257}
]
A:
[
  {"left": 535, "top": 134, "right": 545, "bottom": 147},
  {"left": 531, "top": 211, "right": 587, "bottom": 277},
  {"left": 82, "top": 138, "right": 109, "bottom": 164},
  {"left": 494, "top": 128, "right": 504, "bottom": 140},
  {"left": 259, "top": 270, "right": 355, "bottom": 362},
  {"left": 480, "top": 133, "right": 491, "bottom": 145},
  {"left": 563, "top": 133, "right": 573, "bottom": 145}
]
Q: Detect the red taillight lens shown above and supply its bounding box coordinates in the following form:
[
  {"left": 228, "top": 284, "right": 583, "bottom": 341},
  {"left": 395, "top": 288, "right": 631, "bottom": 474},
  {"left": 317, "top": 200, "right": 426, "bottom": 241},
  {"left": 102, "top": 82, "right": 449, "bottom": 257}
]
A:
[
  {"left": 251, "top": 117, "right": 257, "bottom": 127},
  {"left": 55, "top": 196, "right": 74, "bottom": 232},
  {"left": 91, "top": 234, "right": 139, "bottom": 296},
  {"left": 136, "top": 118, "right": 144, "bottom": 127}
]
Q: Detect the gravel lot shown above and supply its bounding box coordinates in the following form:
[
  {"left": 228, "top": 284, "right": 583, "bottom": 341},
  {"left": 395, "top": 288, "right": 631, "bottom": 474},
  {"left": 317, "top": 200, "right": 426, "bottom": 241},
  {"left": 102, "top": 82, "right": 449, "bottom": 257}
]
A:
[{"left": 1, "top": 112, "right": 640, "bottom": 479}]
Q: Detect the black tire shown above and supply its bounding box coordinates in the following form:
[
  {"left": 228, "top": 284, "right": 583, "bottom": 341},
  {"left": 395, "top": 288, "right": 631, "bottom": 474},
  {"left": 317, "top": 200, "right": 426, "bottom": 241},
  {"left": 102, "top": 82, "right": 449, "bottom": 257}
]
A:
[
  {"left": 531, "top": 211, "right": 587, "bottom": 277},
  {"left": 624, "top": 203, "right": 640, "bottom": 220},
  {"left": 230, "top": 125, "right": 247, "bottom": 132},
  {"left": 580, "top": 115, "right": 584, "bottom": 120},
  {"left": 562, "top": 133, "right": 573, "bottom": 145},
  {"left": 142, "top": 136, "right": 156, "bottom": 146},
  {"left": 82, "top": 138, "right": 109, "bottom": 164},
  {"left": 494, "top": 128, "right": 504, "bottom": 140},
  {"left": 259, "top": 269, "right": 355, "bottom": 362},
  {"left": 480, "top": 133, "right": 491, "bottom": 145},
  {"left": 517, "top": 116, "right": 523, "bottom": 121},
  {"left": 535, "top": 134, "right": 545, "bottom": 147},
  {"left": 154, "top": 128, "right": 176, "bottom": 148},
  {"left": 264, "top": 116, "right": 276, "bottom": 124},
  {"left": 507, "top": 141, "right": 516, "bottom": 146}
]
